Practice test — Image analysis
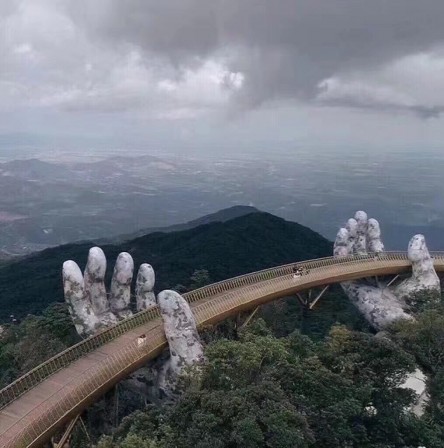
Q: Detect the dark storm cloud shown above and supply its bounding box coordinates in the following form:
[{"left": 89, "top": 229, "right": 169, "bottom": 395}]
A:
[{"left": 68, "top": 0, "right": 444, "bottom": 109}]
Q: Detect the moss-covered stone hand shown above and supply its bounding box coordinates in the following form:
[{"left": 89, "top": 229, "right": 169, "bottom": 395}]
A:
[{"left": 334, "top": 211, "right": 440, "bottom": 330}]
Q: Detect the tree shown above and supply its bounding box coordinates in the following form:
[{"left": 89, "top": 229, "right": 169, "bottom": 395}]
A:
[
  {"left": 189, "top": 269, "right": 211, "bottom": 290},
  {"left": 390, "top": 305, "right": 444, "bottom": 374},
  {"left": 96, "top": 320, "right": 434, "bottom": 448},
  {"left": 0, "top": 302, "right": 77, "bottom": 387}
]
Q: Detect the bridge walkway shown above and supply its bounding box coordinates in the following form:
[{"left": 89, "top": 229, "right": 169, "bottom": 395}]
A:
[{"left": 1, "top": 253, "right": 443, "bottom": 447}]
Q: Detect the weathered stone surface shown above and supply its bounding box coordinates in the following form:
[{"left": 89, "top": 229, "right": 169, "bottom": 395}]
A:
[
  {"left": 63, "top": 248, "right": 205, "bottom": 402},
  {"left": 394, "top": 234, "right": 440, "bottom": 303},
  {"left": 156, "top": 290, "right": 205, "bottom": 398},
  {"left": 399, "top": 368, "right": 428, "bottom": 416},
  {"left": 63, "top": 248, "right": 142, "bottom": 336},
  {"left": 367, "top": 218, "right": 384, "bottom": 253},
  {"left": 63, "top": 247, "right": 161, "bottom": 336},
  {"left": 63, "top": 260, "right": 99, "bottom": 336},
  {"left": 345, "top": 218, "right": 357, "bottom": 252},
  {"left": 335, "top": 210, "right": 441, "bottom": 416},
  {"left": 110, "top": 252, "right": 134, "bottom": 319},
  {"left": 83, "top": 247, "right": 110, "bottom": 316},
  {"left": 136, "top": 263, "right": 156, "bottom": 310},
  {"left": 333, "top": 212, "right": 440, "bottom": 330},
  {"left": 354, "top": 210, "right": 368, "bottom": 255},
  {"left": 333, "top": 227, "right": 349, "bottom": 257},
  {"left": 341, "top": 281, "right": 413, "bottom": 330}
]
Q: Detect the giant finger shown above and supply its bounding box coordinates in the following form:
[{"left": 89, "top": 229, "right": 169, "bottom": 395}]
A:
[
  {"left": 354, "top": 211, "right": 368, "bottom": 255},
  {"left": 110, "top": 252, "right": 134, "bottom": 318},
  {"left": 345, "top": 218, "right": 357, "bottom": 253},
  {"left": 63, "top": 260, "right": 99, "bottom": 336},
  {"left": 136, "top": 263, "right": 156, "bottom": 311},
  {"left": 367, "top": 218, "right": 384, "bottom": 253},
  {"left": 84, "top": 247, "right": 117, "bottom": 326},
  {"left": 333, "top": 227, "right": 350, "bottom": 258}
]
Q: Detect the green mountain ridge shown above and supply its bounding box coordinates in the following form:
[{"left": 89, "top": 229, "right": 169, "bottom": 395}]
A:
[
  {"left": 0, "top": 211, "right": 332, "bottom": 321},
  {"left": 99, "top": 205, "right": 259, "bottom": 244}
]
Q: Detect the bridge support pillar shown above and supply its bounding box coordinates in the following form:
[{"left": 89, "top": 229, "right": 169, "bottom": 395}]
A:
[
  {"left": 309, "top": 285, "right": 330, "bottom": 309},
  {"left": 387, "top": 274, "right": 400, "bottom": 287},
  {"left": 296, "top": 285, "right": 330, "bottom": 310},
  {"left": 240, "top": 307, "right": 259, "bottom": 329},
  {"left": 50, "top": 414, "right": 91, "bottom": 448},
  {"left": 51, "top": 414, "right": 80, "bottom": 447}
]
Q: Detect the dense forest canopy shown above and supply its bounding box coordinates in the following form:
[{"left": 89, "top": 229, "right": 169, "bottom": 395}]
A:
[{"left": 93, "top": 307, "right": 444, "bottom": 448}]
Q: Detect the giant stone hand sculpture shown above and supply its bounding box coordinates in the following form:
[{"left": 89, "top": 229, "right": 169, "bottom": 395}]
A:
[
  {"left": 63, "top": 247, "right": 156, "bottom": 336},
  {"left": 63, "top": 247, "right": 204, "bottom": 399},
  {"left": 335, "top": 211, "right": 441, "bottom": 415},
  {"left": 334, "top": 211, "right": 440, "bottom": 330}
]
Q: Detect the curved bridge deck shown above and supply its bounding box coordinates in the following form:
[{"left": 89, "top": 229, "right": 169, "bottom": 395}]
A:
[{"left": 2, "top": 252, "right": 444, "bottom": 447}]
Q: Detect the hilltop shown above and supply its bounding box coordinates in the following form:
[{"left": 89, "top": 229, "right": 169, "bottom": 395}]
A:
[
  {"left": 104, "top": 205, "right": 259, "bottom": 243},
  {"left": 0, "top": 211, "right": 332, "bottom": 320}
]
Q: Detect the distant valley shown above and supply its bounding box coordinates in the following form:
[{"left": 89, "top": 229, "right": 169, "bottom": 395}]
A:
[{"left": 0, "top": 148, "right": 443, "bottom": 257}]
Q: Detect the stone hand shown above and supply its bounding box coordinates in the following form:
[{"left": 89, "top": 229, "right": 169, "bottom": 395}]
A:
[
  {"left": 62, "top": 248, "right": 204, "bottom": 400},
  {"left": 63, "top": 247, "right": 155, "bottom": 337},
  {"left": 334, "top": 211, "right": 440, "bottom": 330}
]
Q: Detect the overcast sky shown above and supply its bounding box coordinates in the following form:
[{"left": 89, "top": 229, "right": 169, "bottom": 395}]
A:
[{"left": 2, "top": 0, "right": 444, "bottom": 156}]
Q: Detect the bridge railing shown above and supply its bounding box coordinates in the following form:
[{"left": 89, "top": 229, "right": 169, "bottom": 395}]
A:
[
  {"left": 6, "top": 324, "right": 168, "bottom": 448},
  {"left": 183, "top": 251, "right": 414, "bottom": 303},
  {"left": 0, "top": 306, "right": 162, "bottom": 410},
  {"left": 1, "top": 251, "right": 439, "bottom": 411}
]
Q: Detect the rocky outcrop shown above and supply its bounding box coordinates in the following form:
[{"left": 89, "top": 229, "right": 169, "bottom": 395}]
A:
[{"left": 399, "top": 368, "right": 428, "bottom": 416}]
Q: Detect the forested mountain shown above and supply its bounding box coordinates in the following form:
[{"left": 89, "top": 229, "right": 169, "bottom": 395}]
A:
[
  {"left": 0, "top": 211, "right": 332, "bottom": 321},
  {"left": 1, "top": 210, "right": 444, "bottom": 447}
]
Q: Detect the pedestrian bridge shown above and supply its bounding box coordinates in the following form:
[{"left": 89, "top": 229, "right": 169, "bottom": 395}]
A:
[{"left": 2, "top": 252, "right": 444, "bottom": 448}]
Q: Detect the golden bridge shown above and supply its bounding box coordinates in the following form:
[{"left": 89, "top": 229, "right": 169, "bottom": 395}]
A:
[{"left": 2, "top": 252, "right": 444, "bottom": 448}]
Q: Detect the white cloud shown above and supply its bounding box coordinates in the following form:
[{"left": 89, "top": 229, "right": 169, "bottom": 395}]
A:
[
  {"left": 0, "top": 2, "right": 244, "bottom": 118},
  {"left": 317, "top": 50, "right": 444, "bottom": 116},
  {"left": 34, "top": 52, "right": 244, "bottom": 118},
  {"left": 156, "top": 60, "right": 244, "bottom": 109}
]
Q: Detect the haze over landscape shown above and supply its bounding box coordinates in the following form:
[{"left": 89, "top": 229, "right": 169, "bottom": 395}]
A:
[
  {"left": 0, "top": 148, "right": 442, "bottom": 256},
  {"left": 1, "top": 1, "right": 444, "bottom": 255}
]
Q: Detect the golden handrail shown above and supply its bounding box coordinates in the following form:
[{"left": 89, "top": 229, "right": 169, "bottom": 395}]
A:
[
  {"left": 1, "top": 252, "right": 443, "bottom": 412},
  {"left": 3, "top": 252, "right": 444, "bottom": 447}
]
